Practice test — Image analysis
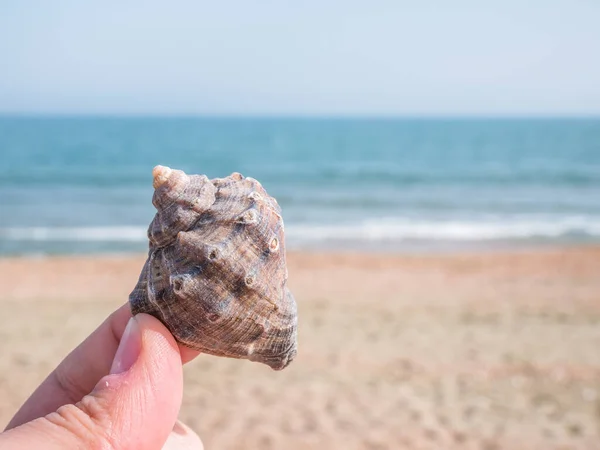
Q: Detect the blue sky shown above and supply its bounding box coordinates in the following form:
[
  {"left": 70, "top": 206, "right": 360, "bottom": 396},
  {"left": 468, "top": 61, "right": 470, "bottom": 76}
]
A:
[{"left": 1, "top": 1, "right": 599, "bottom": 116}]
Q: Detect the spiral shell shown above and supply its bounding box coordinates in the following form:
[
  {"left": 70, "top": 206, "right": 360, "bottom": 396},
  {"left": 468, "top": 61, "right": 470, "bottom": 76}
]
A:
[{"left": 129, "top": 166, "right": 297, "bottom": 370}]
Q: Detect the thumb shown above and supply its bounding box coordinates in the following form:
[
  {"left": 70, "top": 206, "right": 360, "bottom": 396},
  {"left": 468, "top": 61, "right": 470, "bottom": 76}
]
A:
[{"left": 0, "top": 313, "right": 184, "bottom": 450}]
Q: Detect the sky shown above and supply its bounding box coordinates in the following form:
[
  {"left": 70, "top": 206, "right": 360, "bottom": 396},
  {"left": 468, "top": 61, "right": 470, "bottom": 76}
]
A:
[{"left": 1, "top": 1, "right": 599, "bottom": 116}]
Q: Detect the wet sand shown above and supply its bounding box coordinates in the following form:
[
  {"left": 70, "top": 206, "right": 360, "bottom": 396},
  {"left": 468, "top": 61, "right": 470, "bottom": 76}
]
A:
[{"left": 1, "top": 247, "right": 599, "bottom": 449}]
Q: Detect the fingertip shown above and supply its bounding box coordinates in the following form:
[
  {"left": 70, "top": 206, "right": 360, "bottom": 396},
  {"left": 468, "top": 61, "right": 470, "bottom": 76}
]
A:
[
  {"left": 88, "top": 312, "right": 185, "bottom": 449},
  {"left": 132, "top": 313, "right": 201, "bottom": 364},
  {"left": 133, "top": 313, "right": 184, "bottom": 383},
  {"left": 134, "top": 313, "right": 180, "bottom": 352}
]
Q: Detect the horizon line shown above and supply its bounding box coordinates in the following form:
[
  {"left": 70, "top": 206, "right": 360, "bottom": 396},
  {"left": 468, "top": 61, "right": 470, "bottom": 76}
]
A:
[{"left": 1, "top": 112, "right": 600, "bottom": 120}]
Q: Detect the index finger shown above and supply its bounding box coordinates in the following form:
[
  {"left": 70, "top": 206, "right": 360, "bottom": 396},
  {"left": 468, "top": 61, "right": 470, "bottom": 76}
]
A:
[{"left": 5, "top": 303, "right": 200, "bottom": 431}]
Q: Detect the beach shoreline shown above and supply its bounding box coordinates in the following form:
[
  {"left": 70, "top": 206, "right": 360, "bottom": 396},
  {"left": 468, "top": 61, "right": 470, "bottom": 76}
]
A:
[
  {"left": 1, "top": 245, "right": 599, "bottom": 449},
  {"left": 1, "top": 244, "right": 599, "bottom": 300}
]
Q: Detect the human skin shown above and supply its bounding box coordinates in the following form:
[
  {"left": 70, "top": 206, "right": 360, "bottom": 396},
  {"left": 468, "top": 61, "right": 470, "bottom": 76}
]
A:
[{"left": 0, "top": 303, "right": 203, "bottom": 449}]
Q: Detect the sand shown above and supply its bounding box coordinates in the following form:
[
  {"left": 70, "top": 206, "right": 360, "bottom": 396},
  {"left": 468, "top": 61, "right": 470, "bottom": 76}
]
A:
[{"left": 1, "top": 247, "right": 599, "bottom": 449}]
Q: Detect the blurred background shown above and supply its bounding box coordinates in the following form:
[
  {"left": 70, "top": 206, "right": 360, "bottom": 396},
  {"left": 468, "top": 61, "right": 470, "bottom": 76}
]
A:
[{"left": 1, "top": 1, "right": 599, "bottom": 449}]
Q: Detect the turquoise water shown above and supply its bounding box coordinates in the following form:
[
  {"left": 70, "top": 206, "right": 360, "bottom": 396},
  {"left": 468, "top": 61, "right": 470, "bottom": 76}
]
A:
[{"left": 1, "top": 117, "right": 599, "bottom": 255}]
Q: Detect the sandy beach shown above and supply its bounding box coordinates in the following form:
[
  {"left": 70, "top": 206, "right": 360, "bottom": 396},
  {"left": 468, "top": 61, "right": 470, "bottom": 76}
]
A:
[{"left": 1, "top": 247, "right": 599, "bottom": 449}]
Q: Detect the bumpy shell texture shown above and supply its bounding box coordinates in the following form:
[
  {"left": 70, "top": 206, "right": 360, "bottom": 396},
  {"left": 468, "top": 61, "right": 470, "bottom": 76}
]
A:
[{"left": 129, "top": 166, "right": 298, "bottom": 370}]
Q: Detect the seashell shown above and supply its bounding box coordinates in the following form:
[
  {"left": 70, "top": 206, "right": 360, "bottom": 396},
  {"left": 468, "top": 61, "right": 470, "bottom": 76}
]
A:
[{"left": 129, "top": 165, "right": 297, "bottom": 370}]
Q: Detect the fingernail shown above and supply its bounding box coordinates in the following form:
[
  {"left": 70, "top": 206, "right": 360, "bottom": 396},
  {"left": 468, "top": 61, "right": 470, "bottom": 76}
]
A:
[{"left": 110, "top": 316, "right": 142, "bottom": 374}]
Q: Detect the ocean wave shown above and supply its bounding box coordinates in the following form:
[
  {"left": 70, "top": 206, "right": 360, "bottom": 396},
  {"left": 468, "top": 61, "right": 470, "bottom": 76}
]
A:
[
  {"left": 2, "top": 217, "right": 600, "bottom": 245},
  {"left": 0, "top": 226, "right": 147, "bottom": 242},
  {"left": 286, "top": 217, "right": 600, "bottom": 242}
]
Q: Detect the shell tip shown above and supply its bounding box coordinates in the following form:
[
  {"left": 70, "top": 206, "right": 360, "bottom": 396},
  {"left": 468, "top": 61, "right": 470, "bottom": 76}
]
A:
[{"left": 152, "top": 165, "right": 173, "bottom": 189}]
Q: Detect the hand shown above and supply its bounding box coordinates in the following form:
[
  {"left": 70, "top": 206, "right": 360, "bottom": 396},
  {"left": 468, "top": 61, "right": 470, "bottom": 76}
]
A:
[{"left": 0, "top": 304, "right": 203, "bottom": 449}]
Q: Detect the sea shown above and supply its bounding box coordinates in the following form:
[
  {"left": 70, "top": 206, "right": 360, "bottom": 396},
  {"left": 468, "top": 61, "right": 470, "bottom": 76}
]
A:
[{"left": 1, "top": 117, "right": 599, "bottom": 255}]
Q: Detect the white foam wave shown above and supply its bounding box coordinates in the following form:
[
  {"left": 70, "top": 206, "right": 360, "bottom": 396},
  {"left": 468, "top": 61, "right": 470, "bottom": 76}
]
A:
[
  {"left": 1, "top": 217, "right": 600, "bottom": 245},
  {"left": 0, "top": 226, "right": 147, "bottom": 242},
  {"left": 286, "top": 217, "right": 600, "bottom": 242}
]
